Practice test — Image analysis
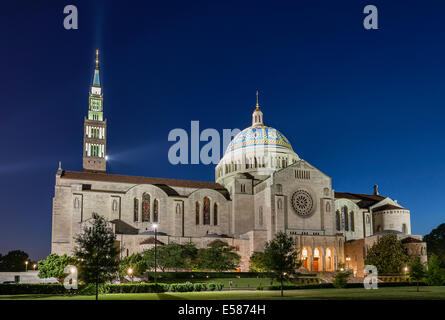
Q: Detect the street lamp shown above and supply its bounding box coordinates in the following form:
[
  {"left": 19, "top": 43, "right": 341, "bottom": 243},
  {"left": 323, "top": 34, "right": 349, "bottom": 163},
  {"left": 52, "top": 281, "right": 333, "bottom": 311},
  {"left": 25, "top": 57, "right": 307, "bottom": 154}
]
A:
[
  {"left": 127, "top": 267, "right": 134, "bottom": 283},
  {"left": 345, "top": 257, "right": 351, "bottom": 269},
  {"left": 33, "top": 264, "right": 37, "bottom": 271},
  {"left": 25, "top": 261, "right": 28, "bottom": 272},
  {"left": 153, "top": 223, "right": 158, "bottom": 285}
]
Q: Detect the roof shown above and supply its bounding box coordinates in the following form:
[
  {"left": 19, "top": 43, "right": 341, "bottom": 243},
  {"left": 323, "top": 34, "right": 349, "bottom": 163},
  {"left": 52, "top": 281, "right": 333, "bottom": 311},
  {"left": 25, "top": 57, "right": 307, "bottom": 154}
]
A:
[
  {"left": 335, "top": 192, "right": 386, "bottom": 209},
  {"left": 225, "top": 125, "right": 294, "bottom": 154},
  {"left": 373, "top": 204, "right": 406, "bottom": 212},
  {"left": 372, "top": 230, "right": 403, "bottom": 236},
  {"left": 335, "top": 192, "right": 385, "bottom": 202},
  {"left": 139, "top": 237, "right": 165, "bottom": 245},
  {"left": 60, "top": 170, "right": 230, "bottom": 199}
]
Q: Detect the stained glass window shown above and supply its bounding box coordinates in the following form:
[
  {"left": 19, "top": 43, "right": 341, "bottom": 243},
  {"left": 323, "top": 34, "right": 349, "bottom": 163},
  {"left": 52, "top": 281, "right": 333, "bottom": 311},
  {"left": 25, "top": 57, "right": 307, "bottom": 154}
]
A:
[
  {"left": 142, "top": 193, "right": 150, "bottom": 222},
  {"left": 134, "top": 198, "right": 139, "bottom": 222},
  {"left": 153, "top": 199, "right": 159, "bottom": 223},
  {"left": 203, "top": 197, "right": 210, "bottom": 225},
  {"left": 195, "top": 202, "right": 200, "bottom": 225},
  {"left": 213, "top": 203, "right": 218, "bottom": 226}
]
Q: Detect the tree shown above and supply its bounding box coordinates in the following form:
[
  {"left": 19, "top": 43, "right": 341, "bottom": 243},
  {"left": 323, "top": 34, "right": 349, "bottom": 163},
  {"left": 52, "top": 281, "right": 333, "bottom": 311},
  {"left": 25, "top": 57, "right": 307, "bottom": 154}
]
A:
[
  {"left": 425, "top": 254, "right": 445, "bottom": 286},
  {"left": 162, "top": 243, "right": 190, "bottom": 271},
  {"left": 333, "top": 262, "right": 351, "bottom": 288},
  {"left": 409, "top": 257, "right": 425, "bottom": 292},
  {"left": 424, "top": 223, "right": 445, "bottom": 268},
  {"left": 196, "top": 241, "right": 241, "bottom": 272},
  {"left": 73, "top": 213, "right": 120, "bottom": 300},
  {"left": 182, "top": 243, "right": 198, "bottom": 271},
  {"left": 249, "top": 252, "right": 267, "bottom": 273},
  {"left": 37, "top": 253, "right": 76, "bottom": 282},
  {"left": 364, "top": 234, "right": 409, "bottom": 274},
  {"left": 262, "top": 232, "right": 302, "bottom": 297},
  {"left": 119, "top": 253, "right": 147, "bottom": 278},
  {"left": 0, "top": 250, "right": 29, "bottom": 272}
]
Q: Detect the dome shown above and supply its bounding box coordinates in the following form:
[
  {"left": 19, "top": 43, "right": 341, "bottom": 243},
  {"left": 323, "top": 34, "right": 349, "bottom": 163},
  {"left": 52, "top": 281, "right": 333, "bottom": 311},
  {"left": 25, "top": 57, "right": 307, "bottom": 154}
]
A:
[
  {"left": 225, "top": 125, "right": 293, "bottom": 155},
  {"left": 215, "top": 93, "right": 300, "bottom": 185}
]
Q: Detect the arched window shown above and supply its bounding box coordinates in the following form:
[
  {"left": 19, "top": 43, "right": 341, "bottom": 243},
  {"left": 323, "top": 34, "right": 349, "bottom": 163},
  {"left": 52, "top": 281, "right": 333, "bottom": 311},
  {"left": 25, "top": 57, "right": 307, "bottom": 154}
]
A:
[
  {"left": 195, "top": 202, "right": 200, "bottom": 225},
  {"left": 112, "top": 199, "right": 118, "bottom": 212},
  {"left": 203, "top": 197, "right": 210, "bottom": 225},
  {"left": 259, "top": 207, "right": 263, "bottom": 226},
  {"left": 366, "top": 215, "right": 370, "bottom": 224},
  {"left": 153, "top": 199, "right": 159, "bottom": 223},
  {"left": 402, "top": 223, "right": 407, "bottom": 234},
  {"left": 142, "top": 193, "right": 150, "bottom": 222},
  {"left": 336, "top": 210, "right": 341, "bottom": 231},
  {"left": 326, "top": 202, "right": 331, "bottom": 212},
  {"left": 74, "top": 198, "right": 80, "bottom": 209},
  {"left": 176, "top": 203, "right": 181, "bottom": 215},
  {"left": 277, "top": 199, "right": 282, "bottom": 209},
  {"left": 213, "top": 203, "right": 218, "bottom": 226},
  {"left": 133, "top": 198, "right": 139, "bottom": 222},
  {"left": 344, "top": 206, "right": 349, "bottom": 231},
  {"left": 276, "top": 184, "right": 283, "bottom": 193},
  {"left": 350, "top": 211, "right": 355, "bottom": 232}
]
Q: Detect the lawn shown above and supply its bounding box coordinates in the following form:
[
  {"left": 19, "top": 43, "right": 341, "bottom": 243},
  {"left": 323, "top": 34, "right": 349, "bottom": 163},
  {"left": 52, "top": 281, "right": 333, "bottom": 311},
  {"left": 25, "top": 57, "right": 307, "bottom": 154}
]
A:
[
  {"left": 1, "top": 286, "right": 445, "bottom": 300},
  {"left": 160, "top": 277, "right": 285, "bottom": 288}
]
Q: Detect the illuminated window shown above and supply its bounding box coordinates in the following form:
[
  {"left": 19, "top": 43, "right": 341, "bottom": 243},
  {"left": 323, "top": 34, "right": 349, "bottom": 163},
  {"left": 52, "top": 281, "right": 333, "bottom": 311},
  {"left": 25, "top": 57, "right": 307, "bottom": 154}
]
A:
[{"left": 314, "top": 248, "right": 320, "bottom": 258}]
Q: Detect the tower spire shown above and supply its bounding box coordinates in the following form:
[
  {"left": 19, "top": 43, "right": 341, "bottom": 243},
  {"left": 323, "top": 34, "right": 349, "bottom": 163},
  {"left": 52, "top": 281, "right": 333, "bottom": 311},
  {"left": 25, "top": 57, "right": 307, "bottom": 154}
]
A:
[
  {"left": 93, "top": 49, "right": 100, "bottom": 87},
  {"left": 256, "top": 90, "right": 260, "bottom": 110},
  {"left": 95, "top": 49, "right": 99, "bottom": 69},
  {"left": 83, "top": 49, "right": 107, "bottom": 173}
]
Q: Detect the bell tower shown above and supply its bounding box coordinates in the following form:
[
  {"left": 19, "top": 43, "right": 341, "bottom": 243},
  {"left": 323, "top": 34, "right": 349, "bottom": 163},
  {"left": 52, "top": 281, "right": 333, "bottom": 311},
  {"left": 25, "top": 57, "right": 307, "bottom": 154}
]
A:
[{"left": 83, "top": 49, "right": 107, "bottom": 172}]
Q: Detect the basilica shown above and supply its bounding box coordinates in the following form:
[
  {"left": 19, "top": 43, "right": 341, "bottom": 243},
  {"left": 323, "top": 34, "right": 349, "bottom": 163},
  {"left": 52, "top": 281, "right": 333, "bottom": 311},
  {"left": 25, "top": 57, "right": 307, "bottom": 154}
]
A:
[{"left": 51, "top": 52, "right": 427, "bottom": 276}]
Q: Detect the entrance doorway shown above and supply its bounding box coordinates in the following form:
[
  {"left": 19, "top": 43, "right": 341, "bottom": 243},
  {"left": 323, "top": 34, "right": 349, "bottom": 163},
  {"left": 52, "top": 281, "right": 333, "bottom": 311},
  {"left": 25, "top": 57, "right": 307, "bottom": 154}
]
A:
[{"left": 313, "top": 258, "right": 319, "bottom": 271}]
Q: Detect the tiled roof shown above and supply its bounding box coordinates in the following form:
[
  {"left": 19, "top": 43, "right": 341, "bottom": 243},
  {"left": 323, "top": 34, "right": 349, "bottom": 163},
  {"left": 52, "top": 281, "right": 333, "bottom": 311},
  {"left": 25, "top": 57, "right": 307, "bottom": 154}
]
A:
[
  {"left": 335, "top": 192, "right": 385, "bottom": 201},
  {"left": 60, "top": 171, "right": 230, "bottom": 198},
  {"left": 373, "top": 204, "right": 406, "bottom": 212}
]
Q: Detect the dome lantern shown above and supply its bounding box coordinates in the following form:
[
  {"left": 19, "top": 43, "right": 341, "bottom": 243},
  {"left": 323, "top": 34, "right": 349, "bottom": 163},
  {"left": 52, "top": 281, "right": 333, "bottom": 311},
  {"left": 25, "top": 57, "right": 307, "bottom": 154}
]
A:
[{"left": 252, "top": 91, "right": 264, "bottom": 127}]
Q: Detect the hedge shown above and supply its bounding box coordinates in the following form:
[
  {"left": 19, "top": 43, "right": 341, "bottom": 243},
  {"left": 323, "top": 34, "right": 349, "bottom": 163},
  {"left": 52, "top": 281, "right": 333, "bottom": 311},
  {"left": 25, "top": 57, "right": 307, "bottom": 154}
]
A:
[
  {"left": 0, "top": 282, "right": 224, "bottom": 295},
  {"left": 266, "top": 281, "right": 428, "bottom": 291},
  {"left": 146, "top": 271, "right": 272, "bottom": 279}
]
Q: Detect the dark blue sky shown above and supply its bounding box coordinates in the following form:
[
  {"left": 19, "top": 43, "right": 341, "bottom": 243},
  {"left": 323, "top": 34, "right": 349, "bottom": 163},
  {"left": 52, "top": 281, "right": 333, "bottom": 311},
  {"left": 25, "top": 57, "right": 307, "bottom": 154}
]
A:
[{"left": 1, "top": 0, "right": 444, "bottom": 260}]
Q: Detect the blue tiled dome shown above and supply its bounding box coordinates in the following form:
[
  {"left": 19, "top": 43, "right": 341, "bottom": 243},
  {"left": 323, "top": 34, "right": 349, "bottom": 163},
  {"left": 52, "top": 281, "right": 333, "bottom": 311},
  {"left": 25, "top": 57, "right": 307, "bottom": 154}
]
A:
[{"left": 225, "top": 125, "right": 293, "bottom": 154}]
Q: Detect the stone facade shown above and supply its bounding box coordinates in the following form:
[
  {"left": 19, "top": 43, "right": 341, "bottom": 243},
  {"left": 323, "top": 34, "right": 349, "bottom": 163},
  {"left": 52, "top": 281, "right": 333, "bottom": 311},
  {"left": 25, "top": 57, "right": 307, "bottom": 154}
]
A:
[{"left": 50, "top": 54, "right": 427, "bottom": 274}]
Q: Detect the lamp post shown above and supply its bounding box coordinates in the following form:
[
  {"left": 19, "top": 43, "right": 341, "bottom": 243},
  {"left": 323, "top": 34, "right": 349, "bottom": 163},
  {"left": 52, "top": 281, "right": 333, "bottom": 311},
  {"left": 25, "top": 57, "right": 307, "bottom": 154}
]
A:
[
  {"left": 25, "top": 261, "right": 28, "bottom": 272},
  {"left": 127, "top": 267, "right": 134, "bottom": 283},
  {"left": 345, "top": 257, "right": 351, "bottom": 269},
  {"left": 33, "top": 264, "right": 37, "bottom": 271},
  {"left": 153, "top": 223, "right": 158, "bottom": 285}
]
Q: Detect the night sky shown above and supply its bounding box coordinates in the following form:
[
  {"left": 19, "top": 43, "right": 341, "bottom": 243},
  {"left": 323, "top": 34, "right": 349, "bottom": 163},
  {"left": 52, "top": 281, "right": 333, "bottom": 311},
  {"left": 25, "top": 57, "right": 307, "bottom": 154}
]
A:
[{"left": 1, "top": 0, "right": 444, "bottom": 260}]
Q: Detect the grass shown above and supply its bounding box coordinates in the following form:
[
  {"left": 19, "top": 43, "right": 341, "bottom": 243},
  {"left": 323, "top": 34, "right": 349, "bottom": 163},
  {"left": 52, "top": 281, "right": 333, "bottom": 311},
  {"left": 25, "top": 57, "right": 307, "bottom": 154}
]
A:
[
  {"left": 161, "top": 277, "right": 285, "bottom": 288},
  {"left": 1, "top": 286, "right": 445, "bottom": 300}
]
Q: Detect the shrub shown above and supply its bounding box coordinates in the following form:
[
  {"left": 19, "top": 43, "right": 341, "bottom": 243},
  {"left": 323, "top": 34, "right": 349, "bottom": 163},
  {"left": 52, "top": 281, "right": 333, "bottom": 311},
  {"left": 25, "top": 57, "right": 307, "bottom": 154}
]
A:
[
  {"left": 207, "top": 283, "right": 216, "bottom": 291},
  {"left": 333, "top": 270, "right": 351, "bottom": 289}
]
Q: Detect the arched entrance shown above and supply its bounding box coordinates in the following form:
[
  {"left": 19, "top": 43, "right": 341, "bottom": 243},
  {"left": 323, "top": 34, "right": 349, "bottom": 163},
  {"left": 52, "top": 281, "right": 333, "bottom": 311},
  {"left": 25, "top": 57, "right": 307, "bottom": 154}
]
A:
[
  {"left": 325, "top": 247, "right": 334, "bottom": 271},
  {"left": 301, "top": 247, "right": 310, "bottom": 270},
  {"left": 313, "top": 248, "right": 321, "bottom": 271}
]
